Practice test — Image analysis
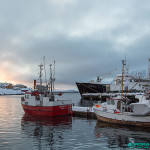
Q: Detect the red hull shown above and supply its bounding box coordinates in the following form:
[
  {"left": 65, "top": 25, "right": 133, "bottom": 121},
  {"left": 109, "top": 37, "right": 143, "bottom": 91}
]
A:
[{"left": 22, "top": 104, "right": 72, "bottom": 116}]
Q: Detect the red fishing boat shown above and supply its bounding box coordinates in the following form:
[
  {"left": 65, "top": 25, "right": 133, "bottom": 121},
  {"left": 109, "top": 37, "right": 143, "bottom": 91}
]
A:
[{"left": 21, "top": 61, "right": 72, "bottom": 116}]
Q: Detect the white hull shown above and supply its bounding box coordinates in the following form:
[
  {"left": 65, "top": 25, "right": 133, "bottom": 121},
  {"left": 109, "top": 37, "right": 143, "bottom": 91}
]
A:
[{"left": 93, "top": 106, "right": 150, "bottom": 127}]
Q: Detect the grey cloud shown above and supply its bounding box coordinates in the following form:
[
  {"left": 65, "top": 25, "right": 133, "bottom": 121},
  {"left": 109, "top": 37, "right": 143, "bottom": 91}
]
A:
[{"left": 0, "top": 0, "right": 150, "bottom": 88}]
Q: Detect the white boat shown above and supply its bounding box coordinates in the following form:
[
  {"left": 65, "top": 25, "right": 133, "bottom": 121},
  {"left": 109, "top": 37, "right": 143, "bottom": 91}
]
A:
[
  {"left": 93, "top": 60, "right": 150, "bottom": 127},
  {"left": 93, "top": 94, "right": 150, "bottom": 127}
]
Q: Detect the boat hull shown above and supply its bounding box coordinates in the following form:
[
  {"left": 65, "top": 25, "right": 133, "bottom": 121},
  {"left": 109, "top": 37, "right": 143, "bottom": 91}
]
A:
[
  {"left": 22, "top": 104, "right": 72, "bottom": 116},
  {"left": 94, "top": 107, "right": 150, "bottom": 127},
  {"left": 76, "top": 82, "right": 109, "bottom": 95}
]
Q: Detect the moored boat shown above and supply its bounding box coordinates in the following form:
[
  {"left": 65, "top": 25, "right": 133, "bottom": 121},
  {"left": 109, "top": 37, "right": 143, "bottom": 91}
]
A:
[
  {"left": 93, "top": 60, "right": 150, "bottom": 127},
  {"left": 76, "top": 58, "right": 150, "bottom": 99},
  {"left": 76, "top": 81, "right": 109, "bottom": 95},
  {"left": 93, "top": 94, "right": 150, "bottom": 127},
  {"left": 21, "top": 61, "right": 72, "bottom": 116}
]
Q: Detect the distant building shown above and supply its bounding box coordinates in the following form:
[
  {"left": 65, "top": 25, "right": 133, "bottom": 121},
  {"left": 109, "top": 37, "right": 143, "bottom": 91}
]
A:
[
  {"left": 13, "top": 84, "right": 30, "bottom": 93},
  {"left": 0, "top": 82, "right": 28, "bottom": 91},
  {"left": 13, "top": 84, "right": 27, "bottom": 88},
  {"left": 0, "top": 83, "right": 6, "bottom": 88},
  {"left": 5, "top": 83, "right": 13, "bottom": 89},
  {"left": 0, "top": 83, "right": 13, "bottom": 89}
]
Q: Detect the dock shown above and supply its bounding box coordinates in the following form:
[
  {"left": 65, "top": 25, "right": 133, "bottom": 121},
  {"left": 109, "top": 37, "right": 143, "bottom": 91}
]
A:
[
  {"left": 81, "top": 93, "right": 137, "bottom": 100},
  {"left": 81, "top": 93, "right": 109, "bottom": 100},
  {"left": 72, "top": 106, "right": 96, "bottom": 119}
]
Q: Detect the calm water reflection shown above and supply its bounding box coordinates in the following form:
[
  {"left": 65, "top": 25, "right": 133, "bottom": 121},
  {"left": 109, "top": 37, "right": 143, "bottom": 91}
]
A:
[
  {"left": 95, "top": 121, "right": 150, "bottom": 149},
  {"left": 21, "top": 114, "right": 72, "bottom": 150},
  {"left": 0, "top": 93, "right": 150, "bottom": 150}
]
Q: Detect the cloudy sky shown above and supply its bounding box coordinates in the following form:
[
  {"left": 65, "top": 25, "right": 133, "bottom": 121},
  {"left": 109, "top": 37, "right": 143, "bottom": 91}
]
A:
[{"left": 0, "top": 0, "right": 150, "bottom": 90}]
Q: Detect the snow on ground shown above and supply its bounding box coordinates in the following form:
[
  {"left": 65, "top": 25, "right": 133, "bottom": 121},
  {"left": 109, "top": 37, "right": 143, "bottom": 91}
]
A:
[
  {"left": 82, "top": 93, "right": 144, "bottom": 96},
  {"left": 0, "top": 88, "right": 24, "bottom": 95},
  {"left": 72, "top": 106, "right": 94, "bottom": 112}
]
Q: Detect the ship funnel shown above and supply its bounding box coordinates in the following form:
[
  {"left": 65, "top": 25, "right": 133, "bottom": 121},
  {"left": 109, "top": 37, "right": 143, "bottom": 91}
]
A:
[{"left": 33, "top": 80, "right": 36, "bottom": 89}]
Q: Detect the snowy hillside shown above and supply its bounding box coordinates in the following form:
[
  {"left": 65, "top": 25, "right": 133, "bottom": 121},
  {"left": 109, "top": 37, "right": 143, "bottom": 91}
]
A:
[{"left": 0, "top": 88, "right": 24, "bottom": 95}]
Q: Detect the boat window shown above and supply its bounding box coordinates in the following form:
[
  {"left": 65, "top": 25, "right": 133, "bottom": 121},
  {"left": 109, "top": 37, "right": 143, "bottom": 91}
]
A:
[
  {"left": 122, "top": 101, "right": 125, "bottom": 105},
  {"left": 111, "top": 100, "right": 115, "bottom": 105},
  {"left": 25, "top": 95, "right": 29, "bottom": 99},
  {"left": 107, "top": 100, "right": 110, "bottom": 105}
]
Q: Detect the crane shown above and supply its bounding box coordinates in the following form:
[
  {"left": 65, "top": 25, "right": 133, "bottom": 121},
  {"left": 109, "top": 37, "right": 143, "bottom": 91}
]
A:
[{"left": 97, "top": 68, "right": 117, "bottom": 83}]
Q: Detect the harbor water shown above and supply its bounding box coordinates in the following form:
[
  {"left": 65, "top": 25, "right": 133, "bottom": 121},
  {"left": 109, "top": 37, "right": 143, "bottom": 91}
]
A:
[{"left": 0, "top": 93, "right": 150, "bottom": 150}]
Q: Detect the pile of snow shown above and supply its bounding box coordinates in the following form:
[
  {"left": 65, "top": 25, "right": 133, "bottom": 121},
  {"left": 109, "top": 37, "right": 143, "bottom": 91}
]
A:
[
  {"left": 0, "top": 88, "right": 23, "bottom": 95},
  {"left": 72, "top": 106, "right": 94, "bottom": 112}
]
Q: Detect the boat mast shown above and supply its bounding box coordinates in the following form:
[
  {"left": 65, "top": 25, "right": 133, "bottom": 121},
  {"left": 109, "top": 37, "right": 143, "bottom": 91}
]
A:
[
  {"left": 147, "top": 58, "right": 150, "bottom": 79},
  {"left": 49, "top": 62, "right": 55, "bottom": 100},
  {"left": 50, "top": 64, "right": 53, "bottom": 94},
  {"left": 121, "top": 60, "right": 126, "bottom": 97},
  {"left": 43, "top": 56, "right": 47, "bottom": 85},
  {"left": 38, "top": 63, "right": 43, "bottom": 92},
  {"left": 53, "top": 61, "right": 55, "bottom": 91}
]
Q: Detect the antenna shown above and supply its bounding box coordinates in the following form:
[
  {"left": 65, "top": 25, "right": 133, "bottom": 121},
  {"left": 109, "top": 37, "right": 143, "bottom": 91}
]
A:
[
  {"left": 49, "top": 62, "right": 55, "bottom": 101},
  {"left": 38, "top": 63, "right": 43, "bottom": 92},
  {"left": 53, "top": 61, "right": 55, "bottom": 91},
  {"left": 49, "top": 64, "right": 52, "bottom": 94},
  {"left": 121, "top": 60, "right": 126, "bottom": 97},
  {"left": 43, "top": 56, "right": 47, "bottom": 85},
  {"left": 147, "top": 58, "right": 150, "bottom": 79},
  {"left": 126, "top": 61, "right": 130, "bottom": 74}
]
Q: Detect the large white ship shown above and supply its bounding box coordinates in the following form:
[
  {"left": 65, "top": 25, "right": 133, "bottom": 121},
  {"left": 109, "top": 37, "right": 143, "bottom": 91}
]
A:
[
  {"left": 76, "top": 59, "right": 150, "bottom": 96},
  {"left": 110, "top": 74, "right": 150, "bottom": 93}
]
